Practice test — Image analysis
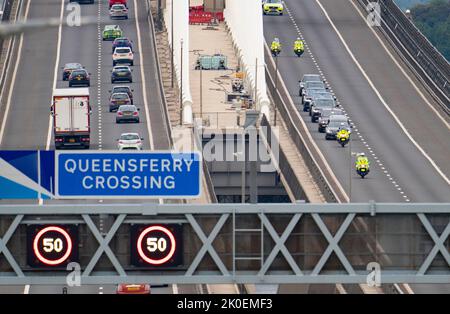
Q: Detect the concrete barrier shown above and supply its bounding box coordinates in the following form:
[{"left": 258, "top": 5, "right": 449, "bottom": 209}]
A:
[
  {"left": 163, "top": 0, "right": 193, "bottom": 124},
  {"left": 223, "top": 0, "right": 270, "bottom": 118}
]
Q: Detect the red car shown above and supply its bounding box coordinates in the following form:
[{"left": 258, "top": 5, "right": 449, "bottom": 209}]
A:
[
  {"left": 116, "top": 284, "right": 151, "bottom": 294},
  {"left": 109, "top": 0, "right": 127, "bottom": 8}
]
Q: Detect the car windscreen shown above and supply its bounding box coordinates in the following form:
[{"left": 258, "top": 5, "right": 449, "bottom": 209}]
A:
[
  {"left": 71, "top": 71, "right": 86, "bottom": 76},
  {"left": 116, "top": 48, "right": 130, "bottom": 53},
  {"left": 303, "top": 75, "right": 321, "bottom": 82},
  {"left": 120, "top": 134, "right": 139, "bottom": 140},
  {"left": 306, "top": 82, "right": 325, "bottom": 89},
  {"left": 266, "top": 0, "right": 281, "bottom": 3},
  {"left": 328, "top": 119, "right": 348, "bottom": 128},
  {"left": 113, "top": 87, "right": 130, "bottom": 93},
  {"left": 112, "top": 5, "right": 125, "bottom": 9},
  {"left": 115, "top": 67, "right": 129, "bottom": 72},
  {"left": 314, "top": 99, "right": 334, "bottom": 108}
]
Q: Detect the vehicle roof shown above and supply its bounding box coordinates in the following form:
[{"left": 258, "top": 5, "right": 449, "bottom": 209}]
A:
[
  {"left": 329, "top": 115, "right": 348, "bottom": 121},
  {"left": 118, "top": 105, "right": 136, "bottom": 109},
  {"left": 113, "top": 85, "right": 131, "bottom": 89},
  {"left": 302, "top": 74, "right": 321, "bottom": 80},
  {"left": 64, "top": 63, "right": 82, "bottom": 68},
  {"left": 114, "top": 37, "right": 130, "bottom": 41},
  {"left": 53, "top": 88, "right": 89, "bottom": 97},
  {"left": 114, "top": 47, "right": 132, "bottom": 51}
]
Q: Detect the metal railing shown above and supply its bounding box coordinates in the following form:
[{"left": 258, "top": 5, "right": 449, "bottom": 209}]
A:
[
  {"left": 356, "top": 0, "right": 450, "bottom": 111},
  {"left": 0, "top": 202, "right": 448, "bottom": 285}
]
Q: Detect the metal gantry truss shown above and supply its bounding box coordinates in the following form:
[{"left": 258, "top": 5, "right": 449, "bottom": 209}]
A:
[{"left": 0, "top": 203, "right": 449, "bottom": 285}]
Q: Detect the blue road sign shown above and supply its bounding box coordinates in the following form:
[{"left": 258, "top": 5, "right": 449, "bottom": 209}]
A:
[{"left": 55, "top": 151, "right": 202, "bottom": 199}]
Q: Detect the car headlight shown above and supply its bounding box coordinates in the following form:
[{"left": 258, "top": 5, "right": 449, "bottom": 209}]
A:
[{"left": 326, "top": 129, "right": 332, "bottom": 133}]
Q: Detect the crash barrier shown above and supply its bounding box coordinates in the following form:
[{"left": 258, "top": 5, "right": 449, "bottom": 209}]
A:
[
  {"left": 356, "top": 0, "right": 450, "bottom": 111},
  {"left": 260, "top": 115, "right": 309, "bottom": 202},
  {"left": 0, "top": 203, "right": 448, "bottom": 284},
  {"left": 147, "top": 0, "right": 173, "bottom": 148},
  {"left": 264, "top": 44, "right": 346, "bottom": 203},
  {"left": 223, "top": 0, "right": 270, "bottom": 118},
  {"left": 163, "top": 0, "right": 193, "bottom": 124}
]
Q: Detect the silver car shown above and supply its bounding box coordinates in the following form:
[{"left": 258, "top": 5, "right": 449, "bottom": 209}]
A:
[
  {"left": 109, "top": 4, "right": 128, "bottom": 19},
  {"left": 325, "top": 115, "right": 351, "bottom": 140},
  {"left": 116, "top": 105, "right": 140, "bottom": 123},
  {"left": 298, "top": 74, "right": 322, "bottom": 96}
]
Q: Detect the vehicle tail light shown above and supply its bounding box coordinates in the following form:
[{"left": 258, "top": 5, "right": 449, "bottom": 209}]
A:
[
  {"left": 81, "top": 138, "right": 90, "bottom": 142},
  {"left": 128, "top": 53, "right": 132, "bottom": 56},
  {"left": 55, "top": 138, "right": 63, "bottom": 142},
  {"left": 137, "top": 140, "right": 141, "bottom": 144},
  {"left": 119, "top": 140, "right": 123, "bottom": 144},
  {"left": 118, "top": 112, "right": 123, "bottom": 116},
  {"left": 133, "top": 112, "right": 138, "bottom": 116}
]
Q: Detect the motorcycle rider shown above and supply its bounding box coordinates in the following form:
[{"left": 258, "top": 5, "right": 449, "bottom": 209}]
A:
[
  {"left": 293, "top": 37, "right": 304, "bottom": 55},
  {"left": 271, "top": 37, "right": 282, "bottom": 55},
  {"left": 355, "top": 153, "right": 370, "bottom": 171},
  {"left": 336, "top": 125, "right": 350, "bottom": 141}
]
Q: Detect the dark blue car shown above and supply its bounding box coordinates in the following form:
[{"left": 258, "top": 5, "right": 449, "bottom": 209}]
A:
[
  {"left": 112, "top": 37, "right": 133, "bottom": 53},
  {"left": 111, "top": 66, "right": 132, "bottom": 83}
]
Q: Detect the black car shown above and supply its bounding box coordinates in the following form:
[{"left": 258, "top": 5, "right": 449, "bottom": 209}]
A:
[
  {"left": 111, "top": 66, "right": 132, "bottom": 83},
  {"left": 318, "top": 108, "right": 343, "bottom": 133},
  {"left": 69, "top": 69, "right": 90, "bottom": 87},
  {"left": 110, "top": 85, "right": 134, "bottom": 104},
  {"left": 109, "top": 92, "right": 132, "bottom": 112},
  {"left": 310, "top": 97, "right": 336, "bottom": 122},
  {"left": 112, "top": 37, "right": 133, "bottom": 53},
  {"left": 62, "top": 63, "right": 83, "bottom": 81}
]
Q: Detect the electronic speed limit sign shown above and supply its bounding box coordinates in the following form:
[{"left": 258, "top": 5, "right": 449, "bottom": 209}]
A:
[
  {"left": 27, "top": 225, "right": 78, "bottom": 267},
  {"left": 131, "top": 224, "right": 182, "bottom": 267}
]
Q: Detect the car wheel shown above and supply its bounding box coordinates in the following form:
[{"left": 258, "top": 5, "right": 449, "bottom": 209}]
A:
[
  {"left": 69, "top": 83, "right": 72, "bottom": 87},
  {"left": 129, "top": 79, "right": 133, "bottom": 83},
  {"left": 130, "top": 62, "right": 134, "bottom": 66},
  {"left": 113, "top": 61, "right": 116, "bottom": 66},
  {"left": 111, "top": 80, "right": 114, "bottom": 84},
  {"left": 116, "top": 119, "right": 120, "bottom": 123},
  {"left": 136, "top": 119, "right": 140, "bottom": 123}
]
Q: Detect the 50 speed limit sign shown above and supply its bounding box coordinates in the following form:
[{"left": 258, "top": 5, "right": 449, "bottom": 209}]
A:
[
  {"left": 131, "top": 224, "right": 182, "bottom": 267},
  {"left": 27, "top": 225, "right": 78, "bottom": 267}
]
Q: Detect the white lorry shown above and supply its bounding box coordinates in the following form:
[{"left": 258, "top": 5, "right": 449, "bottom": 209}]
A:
[{"left": 51, "top": 88, "right": 91, "bottom": 149}]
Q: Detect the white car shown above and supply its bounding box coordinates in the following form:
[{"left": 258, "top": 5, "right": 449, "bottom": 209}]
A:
[
  {"left": 110, "top": 4, "right": 128, "bottom": 19},
  {"left": 117, "top": 133, "right": 143, "bottom": 150},
  {"left": 113, "top": 47, "right": 134, "bottom": 66}
]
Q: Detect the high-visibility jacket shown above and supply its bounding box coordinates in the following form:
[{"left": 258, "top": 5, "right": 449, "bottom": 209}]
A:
[
  {"left": 294, "top": 40, "right": 304, "bottom": 51},
  {"left": 271, "top": 42, "right": 281, "bottom": 51},
  {"left": 356, "top": 157, "right": 370, "bottom": 169},
  {"left": 337, "top": 129, "right": 350, "bottom": 139}
]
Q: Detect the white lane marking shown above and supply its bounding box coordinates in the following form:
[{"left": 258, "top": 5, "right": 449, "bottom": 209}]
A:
[
  {"left": 316, "top": 0, "right": 450, "bottom": 186},
  {"left": 23, "top": 285, "right": 30, "bottom": 294},
  {"left": 133, "top": 0, "right": 154, "bottom": 150},
  {"left": 349, "top": 0, "right": 450, "bottom": 130},
  {"left": 44, "top": 0, "right": 65, "bottom": 152},
  {"left": 172, "top": 284, "right": 179, "bottom": 294},
  {"left": 0, "top": 0, "right": 32, "bottom": 144}
]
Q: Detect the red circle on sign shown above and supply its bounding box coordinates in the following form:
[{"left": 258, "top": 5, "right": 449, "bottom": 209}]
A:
[
  {"left": 33, "top": 226, "right": 73, "bottom": 266},
  {"left": 137, "top": 225, "right": 176, "bottom": 265}
]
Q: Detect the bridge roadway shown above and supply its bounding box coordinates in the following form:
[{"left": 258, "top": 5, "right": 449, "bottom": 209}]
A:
[
  {"left": 0, "top": 0, "right": 180, "bottom": 294},
  {"left": 264, "top": 0, "right": 450, "bottom": 292}
]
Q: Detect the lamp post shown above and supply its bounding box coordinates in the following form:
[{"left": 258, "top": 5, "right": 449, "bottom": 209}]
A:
[
  {"left": 171, "top": 0, "right": 174, "bottom": 88},
  {"left": 274, "top": 53, "right": 279, "bottom": 126},
  {"left": 180, "top": 38, "right": 184, "bottom": 125},
  {"left": 192, "top": 49, "right": 204, "bottom": 121}
]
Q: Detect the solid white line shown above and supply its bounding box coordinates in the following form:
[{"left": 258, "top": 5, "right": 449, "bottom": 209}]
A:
[
  {"left": 133, "top": 0, "right": 154, "bottom": 151},
  {"left": 45, "top": 0, "right": 65, "bottom": 151},
  {"left": 23, "top": 284, "right": 30, "bottom": 294},
  {"left": 316, "top": 0, "right": 450, "bottom": 186},
  {"left": 349, "top": 0, "right": 450, "bottom": 130},
  {"left": 172, "top": 284, "right": 179, "bottom": 294},
  {"left": 0, "top": 0, "right": 32, "bottom": 145}
]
